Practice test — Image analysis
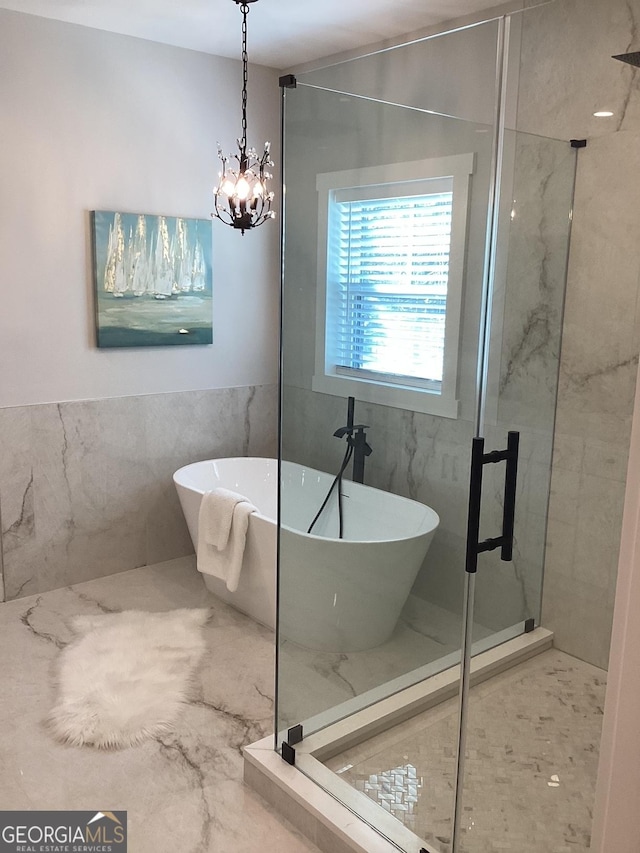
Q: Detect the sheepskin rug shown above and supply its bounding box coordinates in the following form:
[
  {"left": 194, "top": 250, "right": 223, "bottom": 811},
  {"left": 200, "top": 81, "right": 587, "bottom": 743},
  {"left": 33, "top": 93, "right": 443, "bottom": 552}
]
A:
[{"left": 46, "top": 608, "right": 210, "bottom": 750}]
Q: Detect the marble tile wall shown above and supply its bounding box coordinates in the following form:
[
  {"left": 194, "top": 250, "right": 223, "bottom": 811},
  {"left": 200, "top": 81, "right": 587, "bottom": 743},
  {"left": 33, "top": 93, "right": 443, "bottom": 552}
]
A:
[
  {"left": 516, "top": 0, "right": 640, "bottom": 669},
  {"left": 541, "top": 132, "right": 640, "bottom": 668},
  {"left": 0, "top": 384, "right": 278, "bottom": 600}
]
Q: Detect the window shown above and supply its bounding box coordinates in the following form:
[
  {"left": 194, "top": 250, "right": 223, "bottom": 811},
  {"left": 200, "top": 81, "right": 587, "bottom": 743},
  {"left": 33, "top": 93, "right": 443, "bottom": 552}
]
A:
[{"left": 313, "top": 154, "right": 474, "bottom": 418}]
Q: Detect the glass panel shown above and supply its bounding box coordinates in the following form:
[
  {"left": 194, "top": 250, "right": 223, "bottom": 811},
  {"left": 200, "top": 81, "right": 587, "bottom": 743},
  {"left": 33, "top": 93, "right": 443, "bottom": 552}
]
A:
[
  {"left": 296, "top": 21, "right": 501, "bottom": 124},
  {"left": 455, "top": 128, "right": 578, "bottom": 850},
  {"left": 277, "top": 88, "right": 491, "bottom": 731},
  {"left": 276, "top": 18, "right": 501, "bottom": 853}
]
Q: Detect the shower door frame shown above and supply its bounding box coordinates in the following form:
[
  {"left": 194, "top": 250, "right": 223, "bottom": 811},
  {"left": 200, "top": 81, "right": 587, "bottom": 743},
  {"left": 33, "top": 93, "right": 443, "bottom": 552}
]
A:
[{"left": 449, "top": 14, "right": 510, "bottom": 849}]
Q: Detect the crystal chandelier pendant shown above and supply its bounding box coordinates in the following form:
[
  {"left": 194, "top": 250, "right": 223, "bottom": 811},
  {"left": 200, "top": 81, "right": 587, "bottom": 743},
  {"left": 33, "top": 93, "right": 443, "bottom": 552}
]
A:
[{"left": 213, "top": 0, "right": 275, "bottom": 236}]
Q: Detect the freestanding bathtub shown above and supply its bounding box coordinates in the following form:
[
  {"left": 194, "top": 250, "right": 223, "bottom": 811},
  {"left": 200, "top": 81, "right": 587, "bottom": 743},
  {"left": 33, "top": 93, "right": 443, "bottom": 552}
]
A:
[{"left": 173, "top": 457, "right": 439, "bottom": 653}]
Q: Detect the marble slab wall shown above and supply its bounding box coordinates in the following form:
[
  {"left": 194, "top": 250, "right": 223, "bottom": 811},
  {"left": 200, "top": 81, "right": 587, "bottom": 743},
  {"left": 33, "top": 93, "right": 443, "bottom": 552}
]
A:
[
  {"left": 541, "top": 132, "right": 640, "bottom": 668},
  {"left": 0, "top": 384, "right": 278, "bottom": 600},
  {"left": 516, "top": 0, "right": 640, "bottom": 669}
]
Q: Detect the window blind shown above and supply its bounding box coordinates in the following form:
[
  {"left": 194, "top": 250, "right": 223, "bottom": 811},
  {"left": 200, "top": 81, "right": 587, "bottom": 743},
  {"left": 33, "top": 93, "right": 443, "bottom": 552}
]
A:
[{"left": 329, "top": 190, "right": 453, "bottom": 390}]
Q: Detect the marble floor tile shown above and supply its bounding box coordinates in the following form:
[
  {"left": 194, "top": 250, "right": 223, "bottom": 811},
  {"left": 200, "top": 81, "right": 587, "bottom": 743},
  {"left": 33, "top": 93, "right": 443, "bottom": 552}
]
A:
[
  {"left": 326, "top": 649, "right": 606, "bottom": 853},
  {"left": 0, "top": 556, "right": 319, "bottom": 853},
  {"left": 3, "top": 554, "right": 592, "bottom": 853},
  {"left": 278, "top": 595, "right": 492, "bottom": 730}
]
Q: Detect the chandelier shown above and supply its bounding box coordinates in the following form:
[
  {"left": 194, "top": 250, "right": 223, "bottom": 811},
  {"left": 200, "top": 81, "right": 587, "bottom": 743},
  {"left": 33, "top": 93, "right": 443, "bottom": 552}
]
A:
[{"left": 213, "top": 0, "right": 275, "bottom": 236}]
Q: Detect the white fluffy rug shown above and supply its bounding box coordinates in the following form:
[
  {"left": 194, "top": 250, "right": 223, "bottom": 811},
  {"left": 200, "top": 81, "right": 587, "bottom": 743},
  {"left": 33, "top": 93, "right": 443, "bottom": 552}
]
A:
[{"left": 47, "top": 608, "right": 210, "bottom": 750}]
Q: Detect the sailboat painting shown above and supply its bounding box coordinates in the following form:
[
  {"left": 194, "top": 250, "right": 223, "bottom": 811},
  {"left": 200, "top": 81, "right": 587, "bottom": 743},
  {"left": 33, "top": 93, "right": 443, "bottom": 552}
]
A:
[{"left": 91, "top": 210, "right": 213, "bottom": 347}]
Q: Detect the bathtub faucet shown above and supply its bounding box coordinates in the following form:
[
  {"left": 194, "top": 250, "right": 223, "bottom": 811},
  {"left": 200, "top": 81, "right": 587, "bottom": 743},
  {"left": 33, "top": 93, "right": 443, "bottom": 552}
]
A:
[{"left": 333, "top": 396, "right": 372, "bottom": 484}]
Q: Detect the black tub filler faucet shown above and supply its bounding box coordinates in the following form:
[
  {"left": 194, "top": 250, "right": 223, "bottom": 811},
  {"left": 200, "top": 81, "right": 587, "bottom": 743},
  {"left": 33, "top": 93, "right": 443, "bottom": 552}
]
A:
[{"left": 333, "top": 396, "right": 372, "bottom": 484}]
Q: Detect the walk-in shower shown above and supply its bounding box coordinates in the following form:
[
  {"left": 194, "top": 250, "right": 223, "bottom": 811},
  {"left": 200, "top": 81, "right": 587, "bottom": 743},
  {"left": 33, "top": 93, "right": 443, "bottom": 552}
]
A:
[{"left": 271, "top": 9, "right": 588, "bottom": 852}]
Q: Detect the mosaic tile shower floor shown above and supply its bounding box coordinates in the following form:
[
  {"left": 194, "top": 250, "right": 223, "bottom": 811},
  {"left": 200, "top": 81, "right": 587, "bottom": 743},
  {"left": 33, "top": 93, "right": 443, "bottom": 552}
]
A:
[{"left": 326, "top": 648, "right": 606, "bottom": 853}]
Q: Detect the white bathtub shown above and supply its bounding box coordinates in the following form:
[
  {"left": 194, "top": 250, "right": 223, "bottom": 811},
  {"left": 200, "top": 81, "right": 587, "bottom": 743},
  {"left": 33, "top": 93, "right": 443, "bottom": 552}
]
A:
[
  {"left": 173, "top": 457, "right": 439, "bottom": 652},
  {"left": 173, "top": 457, "right": 278, "bottom": 631}
]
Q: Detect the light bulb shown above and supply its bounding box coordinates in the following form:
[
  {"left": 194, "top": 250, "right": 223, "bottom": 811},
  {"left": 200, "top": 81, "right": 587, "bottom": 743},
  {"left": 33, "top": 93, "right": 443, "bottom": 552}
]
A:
[
  {"left": 220, "top": 178, "right": 235, "bottom": 196},
  {"left": 253, "top": 181, "right": 264, "bottom": 198},
  {"left": 235, "top": 176, "right": 251, "bottom": 200}
]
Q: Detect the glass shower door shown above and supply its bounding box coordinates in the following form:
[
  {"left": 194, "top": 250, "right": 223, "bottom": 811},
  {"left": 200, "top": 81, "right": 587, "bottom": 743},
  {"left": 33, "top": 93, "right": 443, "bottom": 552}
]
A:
[
  {"left": 277, "top": 87, "right": 493, "bottom": 723},
  {"left": 451, "top": 130, "right": 578, "bottom": 851},
  {"left": 276, "top": 17, "right": 504, "bottom": 853}
]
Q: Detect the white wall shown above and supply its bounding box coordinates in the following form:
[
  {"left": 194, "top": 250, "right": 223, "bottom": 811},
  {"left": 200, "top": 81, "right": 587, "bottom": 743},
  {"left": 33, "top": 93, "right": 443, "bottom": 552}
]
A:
[{"left": 0, "top": 9, "right": 280, "bottom": 407}]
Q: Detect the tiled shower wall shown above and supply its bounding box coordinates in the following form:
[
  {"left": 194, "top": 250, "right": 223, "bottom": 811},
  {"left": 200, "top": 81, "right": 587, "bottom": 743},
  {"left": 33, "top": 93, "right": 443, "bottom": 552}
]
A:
[
  {"left": 517, "top": 0, "right": 640, "bottom": 669},
  {"left": 540, "top": 133, "right": 640, "bottom": 669},
  {"left": 0, "top": 385, "right": 278, "bottom": 601}
]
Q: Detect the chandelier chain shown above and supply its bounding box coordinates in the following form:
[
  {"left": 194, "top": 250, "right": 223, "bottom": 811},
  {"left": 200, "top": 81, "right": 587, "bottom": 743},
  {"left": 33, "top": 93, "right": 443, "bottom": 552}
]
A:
[
  {"left": 213, "top": 0, "right": 274, "bottom": 234},
  {"left": 240, "top": 3, "right": 249, "bottom": 152}
]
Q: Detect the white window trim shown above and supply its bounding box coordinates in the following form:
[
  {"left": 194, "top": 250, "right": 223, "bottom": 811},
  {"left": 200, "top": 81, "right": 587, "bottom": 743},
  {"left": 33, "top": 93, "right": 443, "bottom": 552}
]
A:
[{"left": 313, "top": 153, "right": 474, "bottom": 419}]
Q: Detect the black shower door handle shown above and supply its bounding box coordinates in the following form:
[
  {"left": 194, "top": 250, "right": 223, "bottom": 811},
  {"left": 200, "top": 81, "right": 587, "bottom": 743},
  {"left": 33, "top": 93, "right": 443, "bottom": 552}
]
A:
[{"left": 465, "top": 431, "right": 520, "bottom": 574}]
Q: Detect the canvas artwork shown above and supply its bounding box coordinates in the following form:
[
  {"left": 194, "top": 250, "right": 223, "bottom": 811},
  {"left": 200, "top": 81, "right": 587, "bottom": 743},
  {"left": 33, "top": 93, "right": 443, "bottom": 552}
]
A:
[{"left": 91, "top": 210, "right": 213, "bottom": 347}]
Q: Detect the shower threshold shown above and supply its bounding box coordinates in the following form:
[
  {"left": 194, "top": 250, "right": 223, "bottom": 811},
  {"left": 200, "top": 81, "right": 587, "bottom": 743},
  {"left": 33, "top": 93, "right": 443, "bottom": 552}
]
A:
[{"left": 244, "top": 626, "right": 553, "bottom": 853}]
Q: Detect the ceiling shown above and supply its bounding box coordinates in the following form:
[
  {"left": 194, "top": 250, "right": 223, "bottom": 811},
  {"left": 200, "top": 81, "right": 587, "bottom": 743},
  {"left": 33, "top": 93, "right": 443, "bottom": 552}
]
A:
[{"left": 0, "top": 0, "right": 505, "bottom": 68}]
